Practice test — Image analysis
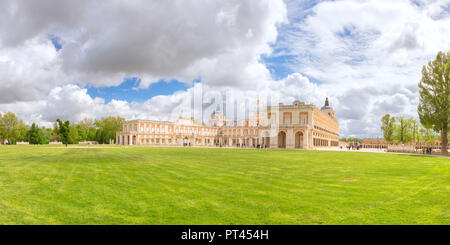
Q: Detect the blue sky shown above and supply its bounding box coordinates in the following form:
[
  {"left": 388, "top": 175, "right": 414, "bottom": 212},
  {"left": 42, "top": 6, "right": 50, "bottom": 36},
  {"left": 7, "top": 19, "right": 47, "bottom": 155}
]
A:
[
  {"left": 45, "top": 1, "right": 322, "bottom": 104},
  {"left": 1, "top": 0, "right": 449, "bottom": 137},
  {"left": 86, "top": 78, "right": 190, "bottom": 103},
  {"left": 49, "top": 35, "right": 62, "bottom": 51},
  {"left": 43, "top": 0, "right": 357, "bottom": 105},
  {"left": 48, "top": 36, "right": 197, "bottom": 104}
]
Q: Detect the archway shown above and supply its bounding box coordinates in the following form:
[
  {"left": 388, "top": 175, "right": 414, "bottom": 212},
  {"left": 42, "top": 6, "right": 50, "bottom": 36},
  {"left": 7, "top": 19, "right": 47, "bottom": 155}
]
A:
[
  {"left": 278, "top": 131, "right": 286, "bottom": 148},
  {"left": 295, "top": 131, "right": 303, "bottom": 149}
]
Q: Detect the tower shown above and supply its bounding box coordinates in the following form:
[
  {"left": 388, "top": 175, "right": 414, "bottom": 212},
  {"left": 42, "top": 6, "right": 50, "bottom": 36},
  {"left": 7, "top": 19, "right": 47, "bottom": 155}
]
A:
[
  {"left": 321, "top": 97, "right": 335, "bottom": 118},
  {"left": 209, "top": 104, "right": 226, "bottom": 127}
]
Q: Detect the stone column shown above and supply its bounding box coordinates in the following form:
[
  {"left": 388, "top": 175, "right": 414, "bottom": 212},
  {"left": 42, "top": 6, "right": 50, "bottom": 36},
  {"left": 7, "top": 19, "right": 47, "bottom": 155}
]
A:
[
  {"left": 270, "top": 132, "right": 278, "bottom": 149},
  {"left": 304, "top": 130, "right": 310, "bottom": 149},
  {"left": 286, "top": 129, "right": 294, "bottom": 149}
]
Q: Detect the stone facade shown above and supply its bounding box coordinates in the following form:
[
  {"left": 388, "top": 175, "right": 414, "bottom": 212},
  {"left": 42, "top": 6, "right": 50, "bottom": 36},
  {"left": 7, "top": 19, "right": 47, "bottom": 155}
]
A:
[{"left": 116, "top": 98, "right": 339, "bottom": 149}]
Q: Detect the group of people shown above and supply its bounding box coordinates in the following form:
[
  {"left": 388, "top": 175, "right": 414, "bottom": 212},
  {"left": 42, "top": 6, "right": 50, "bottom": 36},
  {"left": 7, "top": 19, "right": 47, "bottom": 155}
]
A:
[
  {"left": 421, "top": 147, "right": 433, "bottom": 155},
  {"left": 346, "top": 145, "right": 360, "bottom": 150}
]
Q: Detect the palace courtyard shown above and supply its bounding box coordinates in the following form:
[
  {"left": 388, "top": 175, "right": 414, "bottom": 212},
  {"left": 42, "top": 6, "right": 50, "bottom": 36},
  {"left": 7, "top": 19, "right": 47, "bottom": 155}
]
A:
[{"left": 0, "top": 145, "right": 448, "bottom": 224}]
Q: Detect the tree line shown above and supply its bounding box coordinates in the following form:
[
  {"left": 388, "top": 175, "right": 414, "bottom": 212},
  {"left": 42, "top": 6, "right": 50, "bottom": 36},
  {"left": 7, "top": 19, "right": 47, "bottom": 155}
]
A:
[
  {"left": 380, "top": 51, "right": 448, "bottom": 155},
  {"left": 380, "top": 114, "right": 439, "bottom": 145},
  {"left": 339, "top": 137, "right": 363, "bottom": 144},
  {"left": 0, "top": 112, "right": 124, "bottom": 145}
]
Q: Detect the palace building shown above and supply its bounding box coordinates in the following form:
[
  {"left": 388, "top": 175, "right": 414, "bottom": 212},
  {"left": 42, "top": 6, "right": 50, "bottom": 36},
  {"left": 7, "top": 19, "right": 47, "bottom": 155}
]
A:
[{"left": 116, "top": 98, "right": 339, "bottom": 149}]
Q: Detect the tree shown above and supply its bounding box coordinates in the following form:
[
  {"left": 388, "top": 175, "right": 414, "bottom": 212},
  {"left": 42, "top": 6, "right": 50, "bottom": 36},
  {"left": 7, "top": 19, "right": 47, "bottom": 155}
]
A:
[
  {"left": 56, "top": 119, "right": 70, "bottom": 147},
  {"left": 68, "top": 124, "right": 80, "bottom": 144},
  {"left": 409, "top": 118, "right": 419, "bottom": 143},
  {"left": 79, "top": 118, "right": 94, "bottom": 131},
  {"left": 87, "top": 127, "right": 96, "bottom": 141},
  {"left": 94, "top": 116, "right": 125, "bottom": 144},
  {"left": 77, "top": 118, "right": 94, "bottom": 142},
  {"left": 418, "top": 51, "right": 449, "bottom": 155},
  {"left": 0, "top": 112, "right": 19, "bottom": 144},
  {"left": 345, "top": 137, "right": 362, "bottom": 144},
  {"left": 419, "top": 127, "right": 439, "bottom": 146},
  {"left": 42, "top": 127, "right": 54, "bottom": 144},
  {"left": 16, "top": 120, "right": 29, "bottom": 142},
  {"left": 381, "top": 114, "right": 396, "bottom": 142},
  {"left": 394, "top": 116, "right": 413, "bottom": 144},
  {"left": 27, "top": 123, "right": 44, "bottom": 144}
]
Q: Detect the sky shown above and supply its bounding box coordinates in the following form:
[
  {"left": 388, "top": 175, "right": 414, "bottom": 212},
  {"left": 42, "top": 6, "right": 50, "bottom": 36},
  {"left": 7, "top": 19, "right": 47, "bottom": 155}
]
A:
[{"left": 0, "top": 0, "right": 449, "bottom": 137}]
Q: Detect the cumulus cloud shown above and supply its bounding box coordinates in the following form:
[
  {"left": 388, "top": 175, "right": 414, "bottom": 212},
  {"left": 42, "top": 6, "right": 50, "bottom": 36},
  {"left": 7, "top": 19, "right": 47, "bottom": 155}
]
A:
[
  {"left": 0, "top": 0, "right": 287, "bottom": 90},
  {"left": 274, "top": 0, "right": 450, "bottom": 137},
  {"left": 0, "top": 37, "right": 69, "bottom": 103},
  {"left": 0, "top": 73, "right": 327, "bottom": 129},
  {"left": 0, "top": 0, "right": 449, "bottom": 138}
]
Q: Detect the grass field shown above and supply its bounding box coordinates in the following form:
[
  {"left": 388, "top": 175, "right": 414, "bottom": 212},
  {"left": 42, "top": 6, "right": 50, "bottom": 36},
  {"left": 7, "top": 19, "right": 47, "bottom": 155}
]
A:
[{"left": 0, "top": 145, "right": 448, "bottom": 225}]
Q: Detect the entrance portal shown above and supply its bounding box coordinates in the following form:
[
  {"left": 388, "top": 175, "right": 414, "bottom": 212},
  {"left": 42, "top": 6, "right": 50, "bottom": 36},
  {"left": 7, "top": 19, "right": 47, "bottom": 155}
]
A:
[{"left": 278, "top": 131, "right": 286, "bottom": 148}]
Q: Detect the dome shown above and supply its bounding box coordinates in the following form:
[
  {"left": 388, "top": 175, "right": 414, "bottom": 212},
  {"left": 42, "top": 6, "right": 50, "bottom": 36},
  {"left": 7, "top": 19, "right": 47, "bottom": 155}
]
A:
[{"left": 321, "top": 97, "right": 333, "bottom": 110}]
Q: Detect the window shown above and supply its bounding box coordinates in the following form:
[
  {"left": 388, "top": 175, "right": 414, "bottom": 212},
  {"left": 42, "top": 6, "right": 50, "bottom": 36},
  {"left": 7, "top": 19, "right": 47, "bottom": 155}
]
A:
[{"left": 283, "top": 112, "right": 292, "bottom": 124}]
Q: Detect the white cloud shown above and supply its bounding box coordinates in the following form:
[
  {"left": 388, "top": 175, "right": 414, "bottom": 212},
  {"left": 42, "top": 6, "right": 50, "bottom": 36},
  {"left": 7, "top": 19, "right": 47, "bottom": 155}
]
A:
[
  {"left": 0, "top": 37, "right": 70, "bottom": 102},
  {"left": 0, "top": 74, "right": 324, "bottom": 128},
  {"left": 0, "top": 0, "right": 449, "bottom": 138},
  {"left": 0, "top": 0, "right": 287, "bottom": 90},
  {"left": 274, "top": 0, "right": 450, "bottom": 137}
]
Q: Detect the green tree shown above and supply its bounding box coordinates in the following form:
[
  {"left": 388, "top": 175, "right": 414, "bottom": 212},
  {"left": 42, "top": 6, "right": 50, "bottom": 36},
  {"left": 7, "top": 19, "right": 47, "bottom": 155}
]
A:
[
  {"left": 42, "top": 127, "right": 54, "bottom": 144},
  {"left": 68, "top": 124, "right": 80, "bottom": 144},
  {"left": 95, "top": 128, "right": 104, "bottom": 143},
  {"left": 419, "top": 127, "right": 439, "bottom": 146},
  {"left": 409, "top": 118, "right": 419, "bottom": 143},
  {"left": 56, "top": 119, "right": 71, "bottom": 147},
  {"left": 27, "top": 123, "right": 44, "bottom": 144},
  {"left": 0, "top": 112, "right": 19, "bottom": 144},
  {"left": 393, "top": 116, "right": 413, "bottom": 144},
  {"left": 346, "top": 137, "right": 362, "bottom": 144},
  {"left": 418, "top": 51, "right": 449, "bottom": 155},
  {"left": 95, "top": 116, "right": 125, "bottom": 144},
  {"left": 16, "top": 119, "right": 29, "bottom": 142},
  {"left": 87, "top": 127, "right": 97, "bottom": 141},
  {"left": 381, "top": 114, "right": 396, "bottom": 142}
]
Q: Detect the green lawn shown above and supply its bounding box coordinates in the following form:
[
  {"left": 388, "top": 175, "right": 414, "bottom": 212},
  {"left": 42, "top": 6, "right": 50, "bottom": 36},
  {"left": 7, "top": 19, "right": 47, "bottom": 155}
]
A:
[{"left": 0, "top": 145, "right": 448, "bottom": 225}]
